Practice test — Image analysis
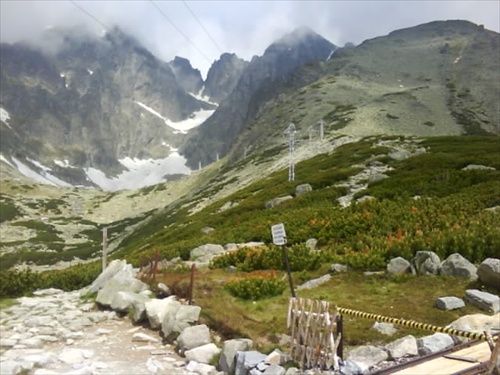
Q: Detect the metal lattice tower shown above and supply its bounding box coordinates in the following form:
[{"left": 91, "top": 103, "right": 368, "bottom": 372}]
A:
[
  {"left": 319, "top": 119, "right": 324, "bottom": 141},
  {"left": 285, "top": 123, "right": 297, "bottom": 181}
]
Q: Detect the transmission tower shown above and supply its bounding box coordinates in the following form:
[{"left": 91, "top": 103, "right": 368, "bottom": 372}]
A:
[
  {"left": 319, "top": 119, "right": 324, "bottom": 141},
  {"left": 284, "top": 123, "right": 297, "bottom": 182}
]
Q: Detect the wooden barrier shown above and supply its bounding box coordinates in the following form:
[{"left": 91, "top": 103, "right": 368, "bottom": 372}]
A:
[{"left": 287, "top": 297, "right": 341, "bottom": 371}]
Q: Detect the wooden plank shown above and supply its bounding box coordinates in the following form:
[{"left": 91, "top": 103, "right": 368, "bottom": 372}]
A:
[{"left": 391, "top": 342, "right": 491, "bottom": 375}]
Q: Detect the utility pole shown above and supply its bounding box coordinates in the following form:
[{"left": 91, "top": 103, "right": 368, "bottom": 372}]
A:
[
  {"left": 102, "top": 227, "right": 108, "bottom": 271},
  {"left": 284, "top": 123, "right": 296, "bottom": 182}
]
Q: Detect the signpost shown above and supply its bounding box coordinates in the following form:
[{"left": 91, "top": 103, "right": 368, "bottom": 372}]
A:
[{"left": 271, "top": 223, "right": 296, "bottom": 298}]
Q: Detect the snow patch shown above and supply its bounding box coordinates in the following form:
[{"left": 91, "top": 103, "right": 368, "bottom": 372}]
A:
[
  {"left": 0, "top": 154, "right": 14, "bottom": 168},
  {"left": 189, "top": 89, "right": 218, "bottom": 106},
  {"left": 135, "top": 100, "right": 214, "bottom": 132},
  {"left": 454, "top": 57, "right": 461, "bottom": 64},
  {"left": 0, "top": 107, "right": 12, "bottom": 129},
  {"left": 11, "top": 157, "right": 72, "bottom": 187},
  {"left": 60, "top": 73, "right": 65, "bottom": 78},
  {"left": 169, "top": 109, "right": 215, "bottom": 132},
  {"left": 85, "top": 153, "right": 191, "bottom": 191},
  {"left": 87, "top": 69, "right": 94, "bottom": 75},
  {"left": 54, "top": 159, "right": 73, "bottom": 168},
  {"left": 326, "top": 49, "right": 336, "bottom": 61},
  {"left": 135, "top": 101, "right": 168, "bottom": 124}
]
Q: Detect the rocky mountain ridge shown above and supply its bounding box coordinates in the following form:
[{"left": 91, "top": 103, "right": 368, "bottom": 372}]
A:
[{"left": 1, "top": 20, "right": 498, "bottom": 191}]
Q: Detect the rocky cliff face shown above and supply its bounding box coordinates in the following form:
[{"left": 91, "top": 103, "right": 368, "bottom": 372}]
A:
[
  {"left": 0, "top": 27, "right": 215, "bottom": 186},
  {"left": 181, "top": 27, "right": 337, "bottom": 168},
  {"left": 168, "top": 56, "right": 204, "bottom": 95},
  {"left": 204, "top": 53, "right": 248, "bottom": 103}
]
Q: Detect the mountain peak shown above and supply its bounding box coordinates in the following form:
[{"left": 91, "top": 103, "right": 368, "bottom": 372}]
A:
[{"left": 264, "top": 27, "right": 335, "bottom": 55}]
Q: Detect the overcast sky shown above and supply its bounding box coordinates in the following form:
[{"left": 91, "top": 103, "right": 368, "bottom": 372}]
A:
[{"left": 1, "top": 1, "right": 499, "bottom": 78}]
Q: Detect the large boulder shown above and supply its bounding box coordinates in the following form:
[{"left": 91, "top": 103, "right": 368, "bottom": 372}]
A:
[
  {"left": 477, "top": 258, "right": 500, "bottom": 290},
  {"left": 448, "top": 313, "right": 500, "bottom": 344},
  {"left": 177, "top": 324, "right": 211, "bottom": 351},
  {"left": 161, "top": 305, "right": 201, "bottom": 338},
  {"left": 265, "top": 196, "right": 293, "bottom": 209},
  {"left": 190, "top": 244, "right": 226, "bottom": 263},
  {"left": 440, "top": 253, "right": 477, "bottom": 280},
  {"left": 417, "top": 333, "right": 454, "bottom": 355},
  {"left": 219, "top": 338, "right": 253, "bottom": 374},
  {"left": 87, "top": 260, "right": 130, "bottom": 294},
  {"left": 412, "top": 251, "right": 441, "bottom": 275},
  {"left": 145, "top": 297, "right": 180, "bottom": 329},
  {"left": 387, "top": 257, "right": 411, "bottom": 275},
  {"left": 185, "top": 343, "right": 220, "bottom": 364},
  {"left": 465, "top": 289, "right": 500, "bottom": 313},
  {"left": 96, "top": 278, "right": 148, "bottom": 308},
  {"left": 346, "top": 345, "right": 388, "bottom": 373},
  {"left": 385, "top": 335, "right": 418, "bottom": 360},
  {"left": 110, "top": 291, "right": 149, "bottom": 313},
  {"left": 295, "top": 184, "right": 312, "bottom": 197},
  {"left": 435, "top": 296, "right": 465, "bottom": 311}
]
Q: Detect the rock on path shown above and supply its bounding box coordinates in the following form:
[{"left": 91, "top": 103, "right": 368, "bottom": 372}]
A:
[{"left": 0, "top": 288, "right": 190, "bottom": 375}]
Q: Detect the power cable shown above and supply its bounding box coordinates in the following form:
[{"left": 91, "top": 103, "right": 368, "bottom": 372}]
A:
[
  {"left": 182, "top": 0, "right": 224, "bottom": 54},
  {"left": 148, "top": 0, "right": 214, "bottom": 64},
  {"left": 68, "top": 0, "right": 110, "bottom": 32}
]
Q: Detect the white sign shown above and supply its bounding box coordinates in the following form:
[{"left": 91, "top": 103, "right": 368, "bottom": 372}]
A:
[{"left": 271, "top": 223, "right": 287, "bottom": 246}]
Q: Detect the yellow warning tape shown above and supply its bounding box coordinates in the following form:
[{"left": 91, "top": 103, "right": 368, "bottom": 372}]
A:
[{"left": 336, "top": 307, "right": 490, "bottom": 341}]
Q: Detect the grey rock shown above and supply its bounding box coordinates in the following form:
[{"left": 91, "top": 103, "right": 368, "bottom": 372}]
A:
[
  {"left": 0, "top": 360, "right": 23, "bottom": 375},
  {"left": 145, "top": 296, "right": 179, "bottom": 329},
  {"left": 330, "top": 263, "right": 349, "bottom": 274},
  {"left": 0, "top": 338, "right": 17, "bottom": 347},
  {"left": 295, "top": 184, "right": 312, "bottom": 197},
  {"left": 440, "top": 253, "right": 477, "bottom": 280},
  {"left": 177, "top": 324, "right": 211, "bottom": 351},
  {"left": 96, "top": 278, "right": 148, "bottom": 307},
  {"left": 224, "top": 243, "right": 238, "bottom": 251},
  {"left": 388, "top": 149, "right": 411, "bottom": 161},
  {"left": 347, "top": 345, "right": 388, "bottom": 370},
  {"left": 185, "top": 343, "right": 220, "bottom": 364},
  {"left": 110, "top": 291, "right": 146, "bottom": 313},
  {"left": 219, "top": 338, "right": 253, "bottom": 374},
  {"left": 285, "top": 368, "right": 299, "bottom": 375},
  {"left": 297, "top": 274, "right": 331, "bottom": 290},
  {"left": 368, "top": 173, "right": 389, "bottom": 185},
  {"left": 186, "top": 361, "right": 218, "bottom": 375},
  {"left": 448, "top": 313, "right": 500, "bottom": 344},
  {"left": 201, "top": 226, "right": 215, "bottom": 234},
  {"left": 132, "top": 332, "right": 159, "bottom": 343},
  {"left": 341, "top": 359, "right": 366, "bottom": 375},
  {"left": 387, "top": 257, "right": 411, "bottom": 275},
  {"left": 190, "top": 244, "right": 226, "bottom": 262},
  {"left": 477, "top": 258, "right": 500, "bottom": 290},
  {"left": 57, "top": 348, "right": 94, "bottom": 364},
  {"left": 465, "top": 289, "right": 500, "bottom": 313},
  {"left": 462, "top": 164, "right": 496, "bottom": 170},
  {"left": 417, "top": 333, "right": 454, "bottom": 355},
  {"left": 372, "top": 322, "right": 397, "bottom": 336},
  {"left": 87, "top": 259, "right": 128, "bottom": 294},
  {"left": 385, "top": 335, "right": 418, "bottom": 359},
  {"left": 235, "top": 351, "right": 269, "bottom": 375},
  {"left": 157, "top": 283, "right": 171, "bottom": 297},
  {"left": 263, "top": 364, "right": 286, "bottom": 375},
  {"left": 435, "top": 296, "right": 465, "bottom": 310},
  {"left": 265, "top": 196, "right": 293, "bottom": 209},
  {"left": 305, "top": 238, "right": 318, "bottom": 251},
  {"left": 162, "top": 304, "right": 201, "bottom": 338},
  {"left": 356, "top": 195, "right": 375, "bottom": 204},
  {"left": 412, "top": 251, "right": 441, "bottom": 275}
]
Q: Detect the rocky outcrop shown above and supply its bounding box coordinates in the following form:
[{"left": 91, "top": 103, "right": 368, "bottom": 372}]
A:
[
  {"left": 204, "top": 53, "right": 248, "bottom": 103},
  {"left": 477, "top": 258, "right": 500, "bottom": 290},
  {"left": 169, "top": 56, "right": 204, "bottom": 95}
]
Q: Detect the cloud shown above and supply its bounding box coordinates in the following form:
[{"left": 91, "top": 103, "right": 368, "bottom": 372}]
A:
[{"left": 1, "top": 1, "right": 498, "bottom": 77}]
